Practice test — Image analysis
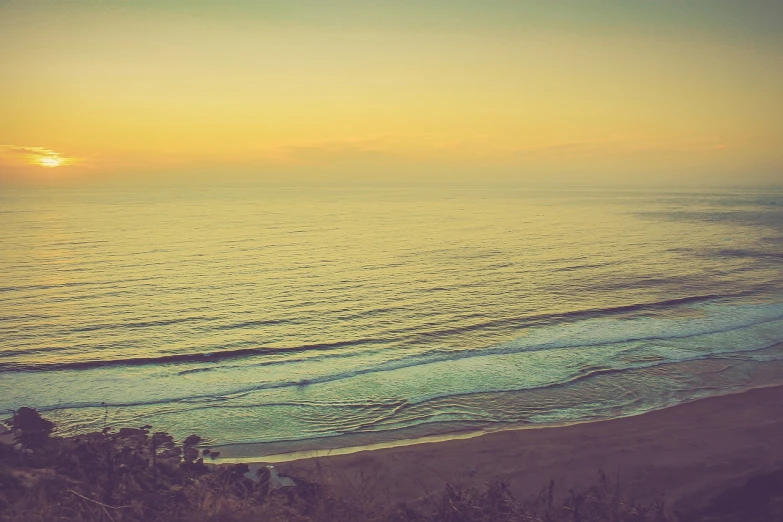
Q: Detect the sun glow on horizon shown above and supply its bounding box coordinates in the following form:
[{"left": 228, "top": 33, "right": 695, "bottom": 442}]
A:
[{"left": 37, "top": 156, "right": 63, "bottom": 168}]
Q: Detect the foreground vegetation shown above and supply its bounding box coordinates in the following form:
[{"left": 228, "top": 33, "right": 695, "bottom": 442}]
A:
[{"left": 0, "top": 408, "right": 780, "bottom": 521}]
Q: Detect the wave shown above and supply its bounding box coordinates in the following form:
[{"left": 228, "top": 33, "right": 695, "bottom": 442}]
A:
[
  {"left": 667, "top": 247, "right": 783, "bottom": 261},
  {"left": 0, "top": 281, "right": 94, "bottom": 293},
  {"left": 0, "top": 292, "right": 766, "bottom": 372},
  {"left": 0, "top": 337, "right": 388, "bottom": 372},
  {"left": 25, "top": 342, "right": 781, "bottom": 421},
  {"left": 715, "top": 249, "right": 783, "bottom": 260},
  {"left": 400, "top": 293, "right": 747, "bottom": 344},
  {"left": 0, "top": 275, "right": 166, "bottom": 295},
  {"left": 212, "top": 318, "right": 294, "bottom": 330},
  {"left": 71, "top": 316, "right": 209, "bottom": 333},
  {"left": 17, "top": 329, "right": 783, "bottom": 417}
]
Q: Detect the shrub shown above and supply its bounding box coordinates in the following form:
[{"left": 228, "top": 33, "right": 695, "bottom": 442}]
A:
[{"left": 5, "top": 407, "right": 55, "bottom": 449}]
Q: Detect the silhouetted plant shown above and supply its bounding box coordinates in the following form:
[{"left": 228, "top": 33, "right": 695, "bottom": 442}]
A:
[
  {"left": 5, "top": 407, "right": 55, "bottom": 449},
  {"left": 181, "top": 434, "right": 208, "bottom": 472},
  {"left": 152, "top": 431, "right": 175, "bottom": 482}
]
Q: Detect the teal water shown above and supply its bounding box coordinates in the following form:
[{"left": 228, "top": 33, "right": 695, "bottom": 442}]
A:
[{"left": 1, "top": 185, "right": 782, "bottom": 455}]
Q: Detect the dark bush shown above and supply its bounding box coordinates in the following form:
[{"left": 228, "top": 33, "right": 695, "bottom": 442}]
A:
[{"left": 5, "top": 407, "right": 55, "bottom": 449}]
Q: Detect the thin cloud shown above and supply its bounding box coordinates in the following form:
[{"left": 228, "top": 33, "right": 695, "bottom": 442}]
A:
[
  {"left": 1, "top": 145, "right": 59, "bottom": 157},
  {"left": 0, "top": 144, "right": 76, "bottom": 167}
]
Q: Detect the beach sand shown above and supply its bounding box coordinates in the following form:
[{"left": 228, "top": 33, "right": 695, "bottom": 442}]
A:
[{"left": 273, "top": 386, "right": 783, "bottom": 512}]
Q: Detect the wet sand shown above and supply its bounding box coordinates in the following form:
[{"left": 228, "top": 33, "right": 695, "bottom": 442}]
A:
[{"left": 276, "top": 386, "right": 783, "bottom": 511}]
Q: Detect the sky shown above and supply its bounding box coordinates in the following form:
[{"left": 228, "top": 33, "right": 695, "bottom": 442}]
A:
[{"left": 1, "top": 0, "right": 782, "bottom": 186}]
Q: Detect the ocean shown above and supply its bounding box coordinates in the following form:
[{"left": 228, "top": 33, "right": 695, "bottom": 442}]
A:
[{"left": 1, "top": 184, "right": 782, "bottom": 457}]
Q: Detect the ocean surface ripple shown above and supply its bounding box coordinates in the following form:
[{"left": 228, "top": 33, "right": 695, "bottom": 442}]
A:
[{"left": 1, "top": 185, "right": 782, "bottom": 455}]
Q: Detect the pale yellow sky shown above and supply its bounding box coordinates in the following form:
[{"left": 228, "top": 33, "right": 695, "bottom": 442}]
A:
[{"left": 1, "top": 1, "right": 782, "bottom": 185}]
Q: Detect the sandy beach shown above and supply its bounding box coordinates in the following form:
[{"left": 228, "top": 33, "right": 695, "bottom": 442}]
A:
[{"left": 273, "top": 386, "right": 783, "bottom": 512}]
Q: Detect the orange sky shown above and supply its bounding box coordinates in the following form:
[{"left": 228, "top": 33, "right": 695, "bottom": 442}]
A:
[{"left": 1, "top": 1, "right": 782, "bottom": 186}]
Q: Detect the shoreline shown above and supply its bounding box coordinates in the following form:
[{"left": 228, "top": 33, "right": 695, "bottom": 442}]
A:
[
  {"left": 3, "top": 384, "right": 782, "bottom": 520},
  {"left": 213, "top": 381, "right": 783, "bottom": 464},
  {"left": 264, "top": 384, "right": 783, "bottom": 511}
]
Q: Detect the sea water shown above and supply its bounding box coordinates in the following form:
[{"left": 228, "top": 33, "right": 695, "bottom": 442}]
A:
[{"left": 1, "top": 184, "right": 782, "bottom": 456}]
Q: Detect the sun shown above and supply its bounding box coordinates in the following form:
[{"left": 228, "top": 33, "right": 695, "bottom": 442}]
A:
[{"left": 38, "top": 157, "right": 62, "bottom": 168}]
